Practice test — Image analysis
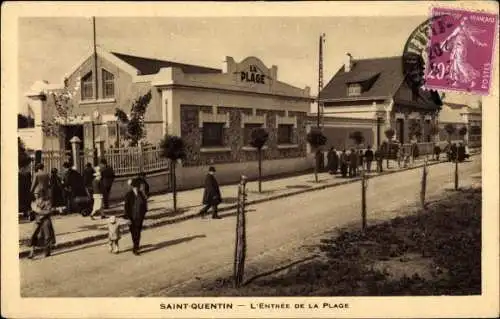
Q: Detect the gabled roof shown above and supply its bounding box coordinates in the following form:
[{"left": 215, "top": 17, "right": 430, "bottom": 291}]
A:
[
  {"left": 321, "top": 56, "right": 403, "bottom": 101},
  {"left": 110, "top": 52, "right": 222, "bottom": 75},
  {"left": 321, "top": 56, "right": 441, "bottom": 111}
]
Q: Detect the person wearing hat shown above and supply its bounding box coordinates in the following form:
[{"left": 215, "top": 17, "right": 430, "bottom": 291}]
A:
[
  {"left": 198, "top": 166, "right": 222, "bottom": 219},
  {"left": 124, "top": 178, "right": 148, "bottom": 255},
  {"left": 89, "top": 166, "right": 105, "bottom": 220}
]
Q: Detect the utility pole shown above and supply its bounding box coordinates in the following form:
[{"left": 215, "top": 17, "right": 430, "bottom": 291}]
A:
[
  {"left": 317, "top": 33, "right": 325, "bottom": 128},
  {"left": 93, "top": 17, "right": 98, "bottom": 100}
]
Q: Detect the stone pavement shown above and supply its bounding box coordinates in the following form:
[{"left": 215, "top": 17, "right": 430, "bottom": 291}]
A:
[{"left": 18, "top": 155, "right": 469, "bottom": 258}]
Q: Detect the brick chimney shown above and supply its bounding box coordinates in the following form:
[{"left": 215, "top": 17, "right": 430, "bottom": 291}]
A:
[{"left": 344, "top": 53, "right": 353, "bottom": 72}]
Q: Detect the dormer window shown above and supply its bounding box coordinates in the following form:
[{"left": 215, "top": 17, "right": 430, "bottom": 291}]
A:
[
  {"left": 348, "top": 84, "right": 362, "bottom": 96},
  {"left": 102, "top": 69, "right": 115, "bottom": 98},
  {"left": 81, "top": 72, "right": 93, "bottom": 100}
]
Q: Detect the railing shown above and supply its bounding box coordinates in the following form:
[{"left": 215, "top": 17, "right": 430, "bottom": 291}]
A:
[{"left": 27, "top": 144, "right": 170, "bottom": 178}]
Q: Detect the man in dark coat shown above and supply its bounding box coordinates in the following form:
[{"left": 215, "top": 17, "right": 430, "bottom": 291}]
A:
[
  {"left": 18, "top": 167, "right": 32, "bottom": 218},
  {"left": 375, "top": 148, "right": 383, "bottom": 173},
  {"left": 364, "top": 145, "right": 374, "bottom": 172},
  {"left": 124, "top": 178, "right": 148, "bottom": 255},
  {"left": 83, "top": 162, "right": 95, "bottom": 195},
  {"left": 348, "top": 149, "right": 358, "bottom": 177},
  {"left": 327, "top": 147, "right": 339, "bottom": 174},
  {"left": 340, "top": 150, "right": 348, "bottom": 178},
  {"left": 198, "top": 166, "right": 222, "bottom": 219},
  {"left": 63, "top": 165, "right": 85, "bottom": 212},
  {"left": 99, "top": 159, "right": 115, "bottom": 209},
  {"left": 450, "top": 143, "right": 458, "bottom": 162}
]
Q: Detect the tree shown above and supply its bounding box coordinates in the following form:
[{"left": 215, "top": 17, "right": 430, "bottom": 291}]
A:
[
  {"left": 444, "top": 123, "right": 456, "bottom": 142},
  {"left": 249, "top": 128, "right": 269, "bottom": 193},
  {"left": 160, "top": 135, "right": 187, "bottom": 212},
  {"left": 349, "top": 131, "right": 365, "bottom": 148},
  {"left": 429, "top": 123, "right": 440, "bottom": 142},
  {"left": 384, "top": 128, "right": 395, "bottom": 141},
  {"left": 40, "top": 88, "right": 76, "bottom": 149},
  {"left": 306, "top": 129, "right": 327, "bottom": 183},
  {"left": 18, "top": 137, "right": 32, "bottom": 168},
  {"left": 115, "top": 91, "right": 152, "bottom": 146}
]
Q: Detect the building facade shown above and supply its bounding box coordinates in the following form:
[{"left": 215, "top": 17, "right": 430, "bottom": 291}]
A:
[
  {"left": 22, "top": 48, "right": 313, "bottom": 188},
  {"left": 438, "top": 93, "right": 482, "bottom": 148},
  {"left": 312, "top": 54, "right": 443, "bottom": 150}
]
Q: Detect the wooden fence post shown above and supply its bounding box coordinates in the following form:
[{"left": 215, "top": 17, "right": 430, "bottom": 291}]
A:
[
  {"left": 420, "top": 159, "right": 428, "bottom": 209},
  {"left": 361, "top": 170, "right": 367, "bottom": 231},
  {"left": 234, "top": 176, "right": 247, "bottom": 288}
]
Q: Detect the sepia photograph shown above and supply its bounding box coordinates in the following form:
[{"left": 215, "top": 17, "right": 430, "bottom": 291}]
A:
[{"left": 2, "top": 1, "right": 498, "bottom": 318}]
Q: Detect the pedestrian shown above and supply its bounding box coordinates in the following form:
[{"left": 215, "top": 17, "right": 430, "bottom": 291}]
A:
[
  {"left": 89, "top": 167, "right": 106, "bottom": 220},
  {"left": 28, "top": 192, "right": 56, "bottom": 259},
  {"left": 375, "top": 148, "right": 383, "bottom": 173},
  {"left": 198, "top": 166, "right": 222, "bottom": 219},
  {"left": 49, "top": 168, "right": 65, "bottom": 210},
  {"left": 349, "top": 148, "right": 358, "bottom": 177},
  {"left": 83, "top": 162, "right": 95, "bottom": 196},
  {"left": 339, "top": 150, "right": 348, "bottom": 177},
  {"left": 64, "top": 165, "right": 86, "bottom": 213},
  {"left": 30, "top": 163, "right": 50, "bottom": 200},
  {"left": 99, "top": 159, "right": 115, "bottom": 209},
  {"left": 358, "top": 149, "right": 365, "bottom": 171},
  {"left": 433, "top": 144, "right": 441, "bottom": 161},
  {"left": 327, "top": 147, "right": 339, "bottom": 174},
  {"left": 124, "top": 178, "right": 148, "bottom": 255},
  {"left": 18, "top": 165, "right": 32, "bottom": 220},
  {"left": 107, "top": 215, "right": 130, "bottom": 254},
  {"left": 365, "top": 145, "right": 374, "bottom": 172},
  {"left": 137, "top": 172, "right": 150, "bottom": 198}
]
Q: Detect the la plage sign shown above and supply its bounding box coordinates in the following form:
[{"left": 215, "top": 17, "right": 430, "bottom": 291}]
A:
[{"left": 240, "top": 64, "right": 265, "bottom": 84}]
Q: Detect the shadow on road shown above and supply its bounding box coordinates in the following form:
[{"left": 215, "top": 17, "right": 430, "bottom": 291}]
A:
[
  {"left": 286, "top": 184, "right": 312, "bottom": 190},
  {"left": 145, "top": 208, "right": 189, "bottom": 220},
  {"left": 137, "top": 234, "right": 207, "bottom": 255}
]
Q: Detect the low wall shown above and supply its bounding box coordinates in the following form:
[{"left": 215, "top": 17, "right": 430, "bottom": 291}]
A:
[
  {"left": 177, "top": 157, "right": 312, "bottom": 190},
  {"left": 108, "top": 157, "right": 313, "bottom": 201}
]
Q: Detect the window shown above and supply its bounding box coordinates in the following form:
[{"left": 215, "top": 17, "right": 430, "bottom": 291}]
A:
[
  {"left": 102, "top": 69, "right": 115, "bottom": 98},
  {"left": 244, "top": 123, "right": 263, "bottom": 145},
  {"left": 202, "top": 123, "right": 224, "bottom": 147},
  {"left": 277, "top": 124, "right": 293, "bottom": 144},
  {"left": 81, "top": 72, "right": 93, "bottom": 100},
  {"left": 347, "top": 84, "right": 361, "bottom": 96}
]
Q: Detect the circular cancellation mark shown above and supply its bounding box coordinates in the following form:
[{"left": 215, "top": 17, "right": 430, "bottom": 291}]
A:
[{"left": 402, "top": 14, "right": 452, "bottom": 102}]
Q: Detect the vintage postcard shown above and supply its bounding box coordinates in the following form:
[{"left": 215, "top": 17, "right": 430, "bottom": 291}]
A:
[{"left": 1, "top": 1, "right": 498, "bottom": 318}]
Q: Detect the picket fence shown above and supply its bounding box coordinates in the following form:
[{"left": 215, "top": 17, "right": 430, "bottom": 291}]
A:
[{"left": 29, "top": 144, "right": 170, "bottom": 177}]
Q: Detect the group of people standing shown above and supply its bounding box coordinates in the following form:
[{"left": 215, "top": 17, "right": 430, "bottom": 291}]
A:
[{"left": 326, "top": 146, "right": 380, "bottom": 178}]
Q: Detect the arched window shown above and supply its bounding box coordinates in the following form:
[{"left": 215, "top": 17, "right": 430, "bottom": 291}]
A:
[
  {"left": 81, "top": 72, "right": 93, "bottom": 100},
  {"left": 102, "top": 69, "right": 115, "bottom": 98}
]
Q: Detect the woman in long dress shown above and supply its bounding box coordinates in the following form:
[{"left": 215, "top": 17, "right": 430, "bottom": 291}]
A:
[{"left": 440, "top": 17, "right": 487, "bottom": 88}]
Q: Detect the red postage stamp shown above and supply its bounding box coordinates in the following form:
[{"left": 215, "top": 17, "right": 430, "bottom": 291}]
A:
[{"left": 424, "top": 7, "right": 498, "bottom": 95}]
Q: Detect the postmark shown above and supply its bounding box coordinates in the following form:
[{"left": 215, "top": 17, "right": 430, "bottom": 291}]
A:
[{"left": 424, "top": 8, "right": 498, "bottom": 95}]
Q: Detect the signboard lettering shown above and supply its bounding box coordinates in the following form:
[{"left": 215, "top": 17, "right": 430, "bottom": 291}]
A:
[{"left": 240, "top": 64, "right": 265, "bottom": 84}]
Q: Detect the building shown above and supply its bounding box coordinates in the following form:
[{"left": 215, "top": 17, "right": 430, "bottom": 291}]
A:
[
  {"left": 438, "top": 93, "right": 482, "bottom": 148},
  {"left": 22, "top": 48, "right": 313, "bottom": 189},
  {"left": 312, "top": 54, "right": 443, "bottom": 150}
]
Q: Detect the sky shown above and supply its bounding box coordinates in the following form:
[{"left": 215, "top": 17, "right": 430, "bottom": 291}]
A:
[{"left": 18, "top": 15, "right": 430, "bottom": 112}]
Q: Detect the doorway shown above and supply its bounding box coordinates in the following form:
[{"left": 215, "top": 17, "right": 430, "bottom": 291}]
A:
[
  {"left": 397, "top": 119, "right": 404, "bottom": 143},
  {"left": 62, "top": 125, "right": 84, "bottom": 151}
]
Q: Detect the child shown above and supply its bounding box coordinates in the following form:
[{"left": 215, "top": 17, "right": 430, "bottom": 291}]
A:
[{"left": 107, "top": 215, "right": 130, "bottom": 254}]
